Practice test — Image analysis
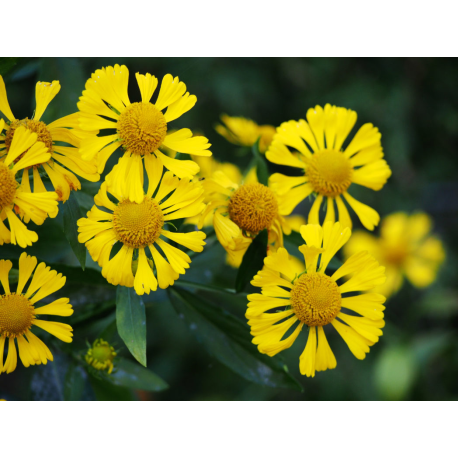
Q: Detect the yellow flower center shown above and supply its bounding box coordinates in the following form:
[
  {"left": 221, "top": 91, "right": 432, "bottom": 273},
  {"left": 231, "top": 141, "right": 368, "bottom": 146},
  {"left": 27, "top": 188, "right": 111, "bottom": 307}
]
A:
[
  {"left": 113, "top": 196, "right": 164, "bottom": 248},
  {"left": 228, "top": 183, "right": 278, "bottom": 234},
  {"left": 0, "top": 163, "right": 17, "bottom": 210},
  {"left": 290, "top": 273, "right": 341, "bottom": 326},
  {"left": 0, "top": 293, "right": 35, "bottom": 338},
  {"left": 383, "top": 242, "right": 408, "bottom": 266},
  {"left": 307, "top": 150, "right": 353, "bottom": 197},
  {"left": 5, "top": 118, "right": 54, "bottom": 158},
  {"left": 117, "top": 102, "right": 167, "bottom": 155}
]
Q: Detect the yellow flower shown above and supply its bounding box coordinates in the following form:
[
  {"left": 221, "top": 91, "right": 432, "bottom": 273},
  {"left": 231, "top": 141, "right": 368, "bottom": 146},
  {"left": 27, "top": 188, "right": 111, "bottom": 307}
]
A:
[
  {"left": 198, "top": 166, "right": 295, "bottom": 267},
  {"left": 344, "top": 212, "right": 445, "bottom": 298},
  {"left": 215, "top": 114, "right": 276, "bottom": 153},
  {"left": 0, "top": 76, "right": 100, "bottom": 202},
  {"left": 77, "top": 155, "right": 206, "bottom": 295},
  {"left": 247, "top": 221, "right": 386, "bottom": 377},
  {"left": 0, "top": 253, "right": 74, "bottom": 374},
  {"left": 266, "top": 104, "right": 392, "bottom": 230},
  {"left": 77, "top": 64, "right": 212, "bottom": 204},
  {"left": 85, "top": 339, "right": 117, "bottom": 374},
  {"left": 0, "top": 124, "right": 59, "bottom": 248}
]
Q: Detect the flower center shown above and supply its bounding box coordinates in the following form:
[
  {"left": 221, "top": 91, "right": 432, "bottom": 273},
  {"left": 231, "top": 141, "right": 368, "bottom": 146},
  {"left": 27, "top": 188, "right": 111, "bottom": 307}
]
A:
[
  {"left": 228, "top": 183, "right": 278, "bottom": 234},
  {"left": 117, "top": 102, "right": 167, "bottom": 155},
  {"left": 307, "top": 150, "right": 353, "bottom": 197},
  {"left": 0, "top": 163, "right": 17, "bottom": 210},
  {"left": 383, "top": 242, "right": 408, "bottom": 266},
  {"left": 92, "top": 344, "right": 114, "bottom": 363},
  {"left": 5, "top": 119, "right": 54, "bottom": 162},
  {"left": 113, "top": 196, "right": 164, "bottom": 248},
  {"left": 290, "top": 273, "right": 341, "bottom": 326},
  {"left": 0, "top": 293, "right": 35, "bottom": 338}
]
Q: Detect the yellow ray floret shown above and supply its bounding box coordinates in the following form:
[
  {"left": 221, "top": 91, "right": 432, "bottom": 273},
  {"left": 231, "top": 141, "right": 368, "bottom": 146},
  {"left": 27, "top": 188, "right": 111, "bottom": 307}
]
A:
[
  {"left": 0, "top": 126, "right": 59, "bottom": 248},
  {"left": 215, "top": 114, "right": 276, "bottom": 153},
  {"left": 344, "top": 212, "right": 445, "bottom": 298},
  {"left": 77, "top": 64, "right": 212, "bottom": 203},
  {"left": 0, "top": 253, "right": 73, "bottom": 374},
  {"left": 265, "top": 104, "right": 392, "bottom": 230},
  {"left": 246, "top": 221, "right": 387, "bottom": 377},
  {"left": 77, "top": 154, "right": 207, "bottom": 295},
  {"left": 0, "top": 76, "right": 99, "bottom": 202}
]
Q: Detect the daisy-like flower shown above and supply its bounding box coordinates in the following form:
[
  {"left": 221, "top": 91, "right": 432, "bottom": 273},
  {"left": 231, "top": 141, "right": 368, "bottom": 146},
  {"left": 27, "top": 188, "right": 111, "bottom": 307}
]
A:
[
  {"left": 215, "top": 114, "right": 276, "bottom": 153},
  {"left": 77, "top": 64, "right": 212, "bottom": 204},
  {"left": 266, "top": 104, "right": 392, "bottom": 230},
  {"left": 344, "top": 212, "right": 445, "bottom": 298},
  {"left": 85, "top": 339, "right": 117, "bottom": 374},
  {"left": 247, "top": 221, "right": 386, "bottom": 377},
  {"left": 77, "top": 155, "right": 207, "bottom": 295},
  {"left": 0, "top": 76, "right": 99, "bottom": 202},
  {"left": 0, "top": 124, "right": 59, "bottom": 247},
  {"left": 0, "top": 253, "right": 74, "bottom": 374},
  {"left": 198, "top": 167, "right": 296, "bottom": 267}
]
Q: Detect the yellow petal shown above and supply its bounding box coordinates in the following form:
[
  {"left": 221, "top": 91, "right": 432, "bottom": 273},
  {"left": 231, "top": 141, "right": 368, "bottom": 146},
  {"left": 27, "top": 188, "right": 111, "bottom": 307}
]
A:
[
  {"left": 315, "top": 326, "right": 337, "bottom": 372},
  {"left": 0, "top": 76, "right": 15, "bottom": 121},
  {"left": 135, "top": 72, "right": 158, "bottom": 103},
  {"left": 164, "top": 92, "right": 197, "bottom": 123},
  {"left": 299, "top": 326, "right": 317, "bottom": 377},
  {"left": 0, "top": 259, "right": 12, "bottom": 294},
  {"left": 34, "top": 80, "right": 61, "bottom": 121},
  {"left": 16, "top": 252, "right": 37, "bottom": 295},
  {"left": 343, "top": 192, "right": 380, "bottom": 231},
  {"left": 134, "top": 248, "right": 157, "bottom": 295},
  {"left": 34, "top": 297, "right": 73, "bottom": 317},
  {"left": 154, "top": 74, "right": 187, "bottom": 111},
  {"left": 33, "top": 320, "right": 73, "bottom": 343}
]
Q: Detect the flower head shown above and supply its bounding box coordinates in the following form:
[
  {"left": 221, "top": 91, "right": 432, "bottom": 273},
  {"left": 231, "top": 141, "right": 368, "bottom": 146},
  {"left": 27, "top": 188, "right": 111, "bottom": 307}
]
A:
[
  {"left": 77, "top": 155, "right": 207, "bottom": 295},
  {"left": 215, "top": 114, "right": 276, "bottom": 153},
  {"left": 85, "top": 339, "right": 117, "bottom": 374},
  {"left": 247, "top": 221, "right": 386, "bottom": 377},
  {"left": 266, "top": 104, "right": 392, "bottom": 230},
  {"left": 0, "top": 76, "right": 100, "bottom": 202},
  {"left": 344, "top": 212, "right": 445, "bottom": 298},
  {"left": 198, "top": 167, "right": 295, "bottom": 267},
  {"left": 0, "top": 124, "right": 59, "bottom": 247},
  {"left": 0, "top": 253, "right": 73, "bottom": 374},
  {"left": 77, "top": 64, "right": 212, "bottom": 204}
]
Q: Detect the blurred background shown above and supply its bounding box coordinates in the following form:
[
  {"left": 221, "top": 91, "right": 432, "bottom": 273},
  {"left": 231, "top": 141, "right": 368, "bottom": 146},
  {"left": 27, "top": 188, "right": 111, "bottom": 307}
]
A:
[{"left": 1, "top": 57, "right": 457, "bottom": 401}]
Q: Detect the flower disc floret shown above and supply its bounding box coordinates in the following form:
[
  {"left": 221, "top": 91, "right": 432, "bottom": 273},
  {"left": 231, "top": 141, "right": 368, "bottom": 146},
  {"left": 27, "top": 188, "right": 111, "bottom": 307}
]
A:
[
  {"left": 0, "top": 163, "right": 17, "bottom": 209},
  {"left": 117, "top": 102, "right": 168, "bottom": 155},
  {"left": 228, "top": 183, "right": 278, "bottom": 234},
  {"left": 0, "top": 293, "right": 35, "bottom": 338},
  {"left": 85, "top": 339, "right": 117, "bottom": 374},
  {"left": 113, "top": 197, "right": 164, "bottom": 248},
  {"left": 307, "top": 150, "right": 353, "bottom": 197},
  {"left": 290, "top": 273, "right": 342, "bottom": 326}
]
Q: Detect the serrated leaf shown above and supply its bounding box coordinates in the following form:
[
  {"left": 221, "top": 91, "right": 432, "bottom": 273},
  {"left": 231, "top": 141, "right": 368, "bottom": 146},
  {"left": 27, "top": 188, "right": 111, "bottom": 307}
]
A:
[
  {"left": 252, "top": 138, "right": 269, "bottom": 185},
  {"left": 64, "top": 362, "right": 86, "bottom": 401},
  {"left": 168, "top": 286, "right": 303, "bottom": 391},
  {"left": 63, "top": 191, "right": 86, "bottom": 269},
  {"left": 106, "top": 357, "right": 168, "bottom": 392},
  {"left": 236, "top": 229, "right": 268, "bottom": 292},
  {"left": 116, "top": 286, "right": 147, "bottom": 367}
]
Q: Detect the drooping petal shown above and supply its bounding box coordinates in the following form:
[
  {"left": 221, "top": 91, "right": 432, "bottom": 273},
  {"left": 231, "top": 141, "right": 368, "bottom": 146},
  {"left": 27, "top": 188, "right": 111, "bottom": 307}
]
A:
[
  {"left": 34, "top": 80, "right": 61, "bottom": 121},
  {"left": 299, "top": 326, "right": 317, "bottom": 377}
]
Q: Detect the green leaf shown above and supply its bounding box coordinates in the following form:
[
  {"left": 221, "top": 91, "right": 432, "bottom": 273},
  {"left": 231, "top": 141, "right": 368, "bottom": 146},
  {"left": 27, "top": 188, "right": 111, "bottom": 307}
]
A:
[
  {"left": 236, "top": 229, "right": 268, "bottom": 292},
  {"left": 64, "top": 362, "right": 86, "bottom": 401},
  {"left": 116, "top": 286, "right": 147, "bottom": 367},
  {"left": 168, "top": 286, "right": 303, "bottom": 391},
  {"left": 174, "top": 280, "right": 236, "bottom": 295},
  {"left": 0, "top": 58, "right": 19, "bottom": 76},
  {"left": 89, "top": 375, "right": 135, "bottom": 401},
  {"left": 63, "top": 191, "right": 86, "bottom": 270},
  {"left": 252, "top": 137, "right": 269, "bottom": 185},
  {"left": 106, "top": 357, "right": 168, "bottom": 392}
]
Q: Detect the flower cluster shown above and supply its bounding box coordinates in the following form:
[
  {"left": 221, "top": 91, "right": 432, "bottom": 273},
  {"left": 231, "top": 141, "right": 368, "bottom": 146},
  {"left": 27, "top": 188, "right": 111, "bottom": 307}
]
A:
[{"left": 0, "top": 62, "right": 445, "bottom": 382}]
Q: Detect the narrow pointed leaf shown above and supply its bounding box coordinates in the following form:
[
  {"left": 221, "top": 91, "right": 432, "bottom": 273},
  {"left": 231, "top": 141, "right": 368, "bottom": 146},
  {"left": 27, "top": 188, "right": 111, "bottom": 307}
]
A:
[{"left": 116, "top": 286, "right": 147, "bottom": 367}]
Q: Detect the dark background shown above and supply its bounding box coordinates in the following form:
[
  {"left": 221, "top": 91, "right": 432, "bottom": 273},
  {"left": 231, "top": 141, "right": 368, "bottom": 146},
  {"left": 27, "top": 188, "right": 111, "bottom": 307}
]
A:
[{"left": 1, "top": 57, "right": 457, "bottom": 400}]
